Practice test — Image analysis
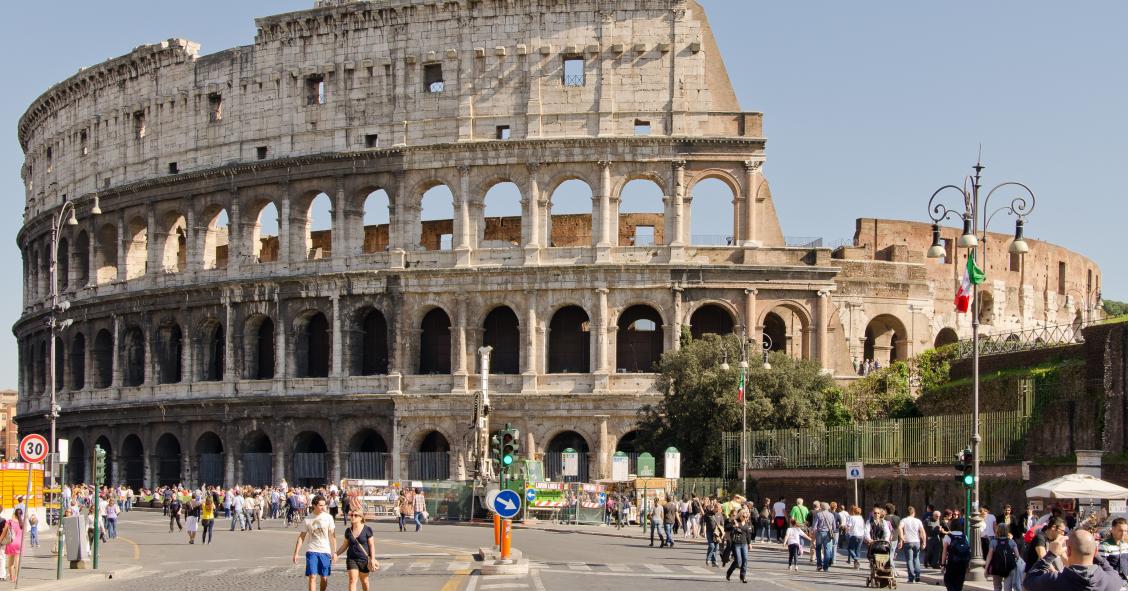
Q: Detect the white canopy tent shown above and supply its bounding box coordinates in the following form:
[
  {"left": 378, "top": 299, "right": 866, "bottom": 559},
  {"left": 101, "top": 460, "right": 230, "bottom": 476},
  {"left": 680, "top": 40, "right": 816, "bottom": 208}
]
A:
[{"left": 1026, "top": 473, "right": 1128, "bottom": 500}]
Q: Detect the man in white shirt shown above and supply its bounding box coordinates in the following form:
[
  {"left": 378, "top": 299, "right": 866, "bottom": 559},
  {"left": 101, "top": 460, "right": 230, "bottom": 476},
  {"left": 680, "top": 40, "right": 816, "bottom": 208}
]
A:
[
  {"left": 898, "top": 506, "right": 926, "bottom": 583},
  {"left": 293, "top": 495, "right": 337, "bottom": 591},
  {"left": 979, "top": 506, "right": 997, "bottom": 559},
  {"left": 772, "top": 498, "right": 788, "bottom": 543}
]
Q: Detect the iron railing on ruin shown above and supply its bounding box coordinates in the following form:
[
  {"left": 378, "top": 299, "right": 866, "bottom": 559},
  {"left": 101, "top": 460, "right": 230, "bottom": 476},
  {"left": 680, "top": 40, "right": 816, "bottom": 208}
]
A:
[{"left": 954, "top": 320, "right": 1084, "bottom": 360}]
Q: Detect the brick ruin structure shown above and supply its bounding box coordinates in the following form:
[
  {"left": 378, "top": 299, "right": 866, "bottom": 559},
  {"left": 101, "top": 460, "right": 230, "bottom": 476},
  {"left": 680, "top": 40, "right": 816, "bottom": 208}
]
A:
[{"left": 15, "top": 0, "right": 1101, "bottom": 488}]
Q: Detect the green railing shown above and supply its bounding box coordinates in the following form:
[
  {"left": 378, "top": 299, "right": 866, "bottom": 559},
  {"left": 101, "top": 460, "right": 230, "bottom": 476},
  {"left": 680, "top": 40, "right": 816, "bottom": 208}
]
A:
[{"left": 723, "top": 410, "right": 1029, "bottom": 473}]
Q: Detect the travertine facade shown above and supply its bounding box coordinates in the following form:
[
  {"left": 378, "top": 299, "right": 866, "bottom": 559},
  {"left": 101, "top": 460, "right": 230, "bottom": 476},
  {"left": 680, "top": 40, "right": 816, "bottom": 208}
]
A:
[{"left": 14, "top": 0, "right": 1098, "bottom": 488}]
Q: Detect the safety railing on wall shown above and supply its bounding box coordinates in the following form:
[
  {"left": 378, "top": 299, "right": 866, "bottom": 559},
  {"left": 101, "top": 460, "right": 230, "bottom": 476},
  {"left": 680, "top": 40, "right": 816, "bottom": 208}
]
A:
[{"left": 955, "top": 320, "right": 1084, "bottom": 359}]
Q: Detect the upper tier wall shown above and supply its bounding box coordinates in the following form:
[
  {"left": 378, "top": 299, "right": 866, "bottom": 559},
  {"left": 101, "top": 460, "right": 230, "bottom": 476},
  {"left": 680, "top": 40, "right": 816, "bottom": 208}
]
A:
[{"left": 18, "top": 0, "right": 757, "bottom": 219}]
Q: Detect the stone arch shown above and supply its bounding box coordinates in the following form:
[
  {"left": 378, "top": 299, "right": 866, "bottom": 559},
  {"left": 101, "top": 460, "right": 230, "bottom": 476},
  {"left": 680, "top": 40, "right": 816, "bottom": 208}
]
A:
[
  {"left": 480, "top": 180, "right": 522, "bottom": 247},
  {"left": 293, "top": 308, "right": 330, "bottom": 378},
  {"left": 94, "top": 435, "right": 114, "bottom": 486},
  {"left": 299, "top": 190, "right": 334, "bottom": 260},
  {"left": 158, "top": 209, "right": 188, "bottom": 273},
  {"left": 687, "top": 172, "right": 741, "bottom": 246},
  {"left": 346, "top": 427, "right": 389, "bottom": 479},
  {"left": 482, "top": 305, "right": 520, "bottom": 374},
  {"left": 545, "top": 430, "right": 591, "bottom": 482},
  {"left": 69, "top": 332, "right": 86, "bottom": 390},
  {"left": 292, "top": 431, "right": 329, "bottom": 487},
  {"left": 199, "top": 205, "right": 230, "bottom": 270},
  {"left": 617, "top": 178, "right": 666, "bottom": 246},
  {"left": 92, "top": 328, "right": 113, "bottom": 388},
  {"left": 546, "top": 177, "right": 594, "bottom": 247},
  {"left": 247, "top": 198, "right": 281, "bottom": 263},
  {"left": 548, "top": 305, "right": 591, "bottom": 373},
  {"left": 121, "top": 325, "right": 145, "bottom": 387},
  {"left": 410, "top": 429, "right": 451, "bottom": 480},
  {"left": 351, "top": 307, "right": 389, "bottom": 376},
  {"left": 124, "top": 216, "right": 147, "bottom": 280},
  {"left": 195, "top": 431, "right": 225, "bottom": 486},
  {"left": 761, "top": 302, "right": 813, "bottom": 360},
  {"left": 155, "top": 432, "right": 182, "bottom": 486},
  {"left": 615, "top": 304, "right": 664, "bottom": 373},
  {"left": 94, "top": 223, "right": 118, "bottom": 283},
  {"left": 240, "top": 429, "right": 273, "bottom": 486},
  {"left": 197, "top": 319, "right": 225, "bottom": 381},
  {"left": 864, "top": 314, "right": 909, "bottom": 365},
  {"left": 360, "top": 188, "right": 391, "bottom": 254},
  {"left": 156, "top": 320, "right": 183, "bottom": 384},
  {"left": 244, "top": 314, "right": 275, "bottom": 379},
  {"left": 419, "top": 307, "right": 452, "bottom": 375},
  {"left": 120, "top": 433, "right": 144, "bottom": 489},
  {"left": 57, "top": 235, "right": 70, "bottom": 290},
  {"left": 934, "top": 327, "right": 959, "bottom": 348},
  {"left": 74, "top": 229, "right": 90, "bottom": 285},
  {"left": 69, "top": 437, "right": 87, "bottom": 484},
  {"left": 689, "top": 302, "right": 737, "bottom": 338},
  {"left": 418, "top": 181, "right": 455, "bottom": 251}
]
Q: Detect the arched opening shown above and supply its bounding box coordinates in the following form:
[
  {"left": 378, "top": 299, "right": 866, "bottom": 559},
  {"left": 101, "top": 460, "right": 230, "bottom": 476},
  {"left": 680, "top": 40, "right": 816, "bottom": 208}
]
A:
[
  {"left": 92, "top": 329, "right": 113, "bottom": 388},
  {"left": 689, "top": 177, "right": 737, "bottom": 246},
  {"left": 124, "top": 217, "right": 147, "bottom": 280},
  {"left": 305, "top": 192, "right": 333, "bottom": 260},
  {"left": 419, "top": 308, "right": 452, "bottom": 375},
  {"left": 198, "top": 320, "right": 225, "bottom": 381},
  {"left": 69, "top": 437, "right": 87, "bottom": 484},
  {"left": 295, "top": 311, "right": 330, "bottom": 378},
  {"left": 240, "top": 430, "right": 273, "bottom": 486},
  {"left": 690, "top": 304, "right": 735, "bottom": 339},
  {"left": 195, "top": 432, "right": 225, "bottom": 487},
  {"left": 616, "top": 305, "right": 664, "bottom": 373},
  {"left": 545, "top": 431, "right": 590, "bottom": 482},
  {"left": 121, "top": 326, "right": 145, "bottom": 387},
  {"left": 94, "top": 435, "right": 114, "bottom": 486},
  {"left": 157, "top": 322, "right": 182, "bottom": 384},
  {"left": 547, "top": 179, "right": 593, "bottom": 247},
  {"left": 347, "top": 429, "right": 389, "bottom": 479},
  {"left": 763, "top": 312, "right": 788, "bottom": 353},
  {"left": 245, "top": 315, "right": 275, "bottom": 380},
  {"left": 410, "top": 431, "right": 450, "bottom": 480},
  {"left": 481, "top": 182, "right": 522, "bottom": 247},
  {"left": 292, "top": 431, "right": 328, "bottom": 487},
  {"left": 934, "top": 327, "right": 959, "bottom": 349},
  {"left": 57, "top": 237, "right": 70, "bottom": 291},
  {"left": 977, "top": 291, "right": 995, "bottom": 326},
  {"left": 95, "top": 223, "right": 118, "bottom": 283},
  {"left": 863, "top": 314, "right": 909, "bottom": 366},
  {"left": 618, "top": 179, "right": 665, "bottom": 246},
  {"left": 159, "top": 211, "right": 188, "bottom": 273},
  {"left": 201, "top": 207, "right": 229, "bottom": 270},
  {"left": 420, "top": 184, "right": 454, "bottom": 251},
  {"left": 121, "top": 434, "right": 144, "bottom": 489},
  {"left": 252, "top": 201, "right": 280, "bottom": 263},
  {"left": 69, "top": 333, "right": 86, "bottom": 390},
  {"left": 548, "top": 306, "right": 591, "bottom": 373},
  {"left": 616, "top": 430, "right": 645, "bottom": 476},
  {"left": 352, "top": 308, "right": 389, "bottom": 376},
  {"left": 155, "top": 433, "right": 182, "bottom": 487},
  {"left": 483, "top": 306, "right": 520, "bottom": 374},
  {"left": 361, "top": 189, "right": 390, "bottom": 253},
  {"left": 764, "top": 305, "right": 811, "bottom": 359},
  {"left": 74, "top": 230, "right": 90, "bottom": 286}
]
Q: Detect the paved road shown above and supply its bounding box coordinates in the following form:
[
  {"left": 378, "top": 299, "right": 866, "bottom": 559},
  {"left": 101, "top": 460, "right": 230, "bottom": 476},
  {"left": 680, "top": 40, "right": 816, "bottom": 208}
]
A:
[{"left": 27, "top": 511, "right": 942, "bottom": 591}]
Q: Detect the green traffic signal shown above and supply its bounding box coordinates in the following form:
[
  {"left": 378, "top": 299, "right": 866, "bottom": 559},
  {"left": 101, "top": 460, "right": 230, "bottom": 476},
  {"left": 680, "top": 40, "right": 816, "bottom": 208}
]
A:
[{"left": 963, "top": 474, "right": 975, "bottom": 487}]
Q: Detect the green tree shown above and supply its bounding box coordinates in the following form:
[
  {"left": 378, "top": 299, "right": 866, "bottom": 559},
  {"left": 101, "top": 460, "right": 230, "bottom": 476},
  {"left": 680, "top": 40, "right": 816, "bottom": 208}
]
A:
[
  {"left": 1104, "top": 299, "right": 1128, "bottom": 318},
  {"left": 636, "top": 333, "right": 836, "bottom": 476}
]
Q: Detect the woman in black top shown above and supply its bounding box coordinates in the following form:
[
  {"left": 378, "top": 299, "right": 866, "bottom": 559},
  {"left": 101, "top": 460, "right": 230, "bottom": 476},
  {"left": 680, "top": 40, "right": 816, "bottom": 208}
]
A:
[{"left": 336, "top": 510, "right": 378, "bottom": 591}]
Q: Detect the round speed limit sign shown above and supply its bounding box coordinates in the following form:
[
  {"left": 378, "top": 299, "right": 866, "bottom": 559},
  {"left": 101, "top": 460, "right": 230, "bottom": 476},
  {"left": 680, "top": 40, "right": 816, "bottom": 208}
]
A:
[{"left": 19, "top": 434, "right": 49, "bottom": 464}]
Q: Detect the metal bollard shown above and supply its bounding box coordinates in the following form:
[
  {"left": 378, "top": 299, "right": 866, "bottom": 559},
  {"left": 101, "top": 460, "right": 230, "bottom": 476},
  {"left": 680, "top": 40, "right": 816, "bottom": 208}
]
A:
[
  {"left": 493, "top": 513, "right": 501, "bottom": 548},
  {"left": 500, "top": 518, "right": 512, "bottom": 561}
]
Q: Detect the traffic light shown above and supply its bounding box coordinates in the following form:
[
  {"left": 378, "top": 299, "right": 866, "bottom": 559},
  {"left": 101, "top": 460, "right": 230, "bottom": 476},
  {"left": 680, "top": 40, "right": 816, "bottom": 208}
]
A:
[
  {"left": 94, "top": 444, "right": 107, "bottom": 485},
  {"left": 500, "top": 423, "right": 520, "bottom": 467},
  {"left": 953, "top": 447, "right": 974, "bottom": 488}
]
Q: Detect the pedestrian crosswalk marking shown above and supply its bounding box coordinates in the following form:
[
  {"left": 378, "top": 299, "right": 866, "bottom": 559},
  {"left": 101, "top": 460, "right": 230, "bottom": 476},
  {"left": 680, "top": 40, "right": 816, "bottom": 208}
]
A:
[
  {"left": 448, "top": 561, "right": 471, "bottom": 571},
  {"left": 684, "top": 566, "right": 712, "bottom": 574},
  {"left": 644, "top": 564, "right": 671, "bottom": 573},
  {"left": 567, "top": 562, "right": 591, "bottom": 571},
  {"left": 409, "top": 559, "right": 433, "bottom": 569},
  {"left": 606, "top": 563, "right": 631, "bottom": 572}
]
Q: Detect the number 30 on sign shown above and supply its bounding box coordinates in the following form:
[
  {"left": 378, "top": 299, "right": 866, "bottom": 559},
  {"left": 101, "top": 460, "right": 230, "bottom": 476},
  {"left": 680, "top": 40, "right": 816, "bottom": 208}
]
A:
[{"left": 19, "top": 434, "right": 49, "bottom": 464}]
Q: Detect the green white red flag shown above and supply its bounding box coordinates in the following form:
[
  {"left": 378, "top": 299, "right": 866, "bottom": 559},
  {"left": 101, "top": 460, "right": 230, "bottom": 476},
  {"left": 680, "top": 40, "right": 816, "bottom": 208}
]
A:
[
  {"left": 955, "top": 249, "right": 985, "bottom": 313},
  {"left": 737, "top": 367, "right": 745, "bottom": 402}
]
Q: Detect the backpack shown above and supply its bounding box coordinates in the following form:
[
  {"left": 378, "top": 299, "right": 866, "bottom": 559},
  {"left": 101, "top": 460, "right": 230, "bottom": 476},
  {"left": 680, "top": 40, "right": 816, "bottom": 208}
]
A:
[
  {"left": 989, "top": 540, "right": 1017, "bottom": 577},
  {"left": 948, "top": 534, "right": 971, "bottom": 564},
  {"left": 691, "top": 500, "right": 702, "bottom": 515}
]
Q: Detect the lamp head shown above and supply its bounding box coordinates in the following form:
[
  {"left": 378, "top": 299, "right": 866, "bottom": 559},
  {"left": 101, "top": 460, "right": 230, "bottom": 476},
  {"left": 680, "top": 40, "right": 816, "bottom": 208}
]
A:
[
  {"left": 65, "top": 209, "right": 79, "bottom": 226},
  {"left": 926, "top": 224, "right": 946, "bottom": 259},
  {"left": 720, "top": 361, "right": 729, "bottom": 371},
  {"left": 957, "top": 216, "right": 978, "bottom": 248},
  {"left": 1008, "top": 219, "right": 1029, "bottom": 255},
  {"left": 90, "top": 196, "right": 102, "bottom": 216}
]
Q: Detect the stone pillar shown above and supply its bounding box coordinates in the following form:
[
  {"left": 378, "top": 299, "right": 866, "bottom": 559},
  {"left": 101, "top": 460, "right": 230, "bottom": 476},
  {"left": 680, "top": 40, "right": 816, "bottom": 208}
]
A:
[
  {"left": 671, "top": 160, "right": 687, "bottom": 246},
  {"left": 86, "top": 226, "right": 97, "bottom": 287},
  {"left": 672, "top": 284, "right": 684, "bottom": 351},
  {"left": 596, "top": 415, "right": 611, "bottom": 480},
  {"left": 595, "top": 161, "right": 613, "bottom": 262},
  {"left": 596, "top": 287, "right": 610, "bottom": 374},
  {"left": 274, "top": 294, "right": 287, "bottom": 380},
  {"left": 111, "top": 315, "right": 123, "bottom": 387},
  {"left": 390, "top": 411, "right": 402, "bottom": 480},
  {"left": 115, "top": 212, "right": 126, "bottom": 281},
  {"left": 145, "top": 209, "right": 159, "bottom": 274},
  {"left": 332, "top": 177, "right": 347, "bottom": 269},
  {"left": 745, "top": 289, "right": 759, "bottom": 342},
  {"left": 144, "top": 453, "right": 154, "bottom": 489},
  {"left": 223, "top": 295, "right": 236, "bottom": 381},
  {"left": 522, "top": 290, "right": 538, "bottom": 392},
  {"left": 227, "top": 198, "right": 242, "bottom": 276},
  {"left": 817, "top": 291, "right": 830, "bottom": 370},
  {"left": 454, "top": 296, "right": 469, "bottom": 391},
  {"left": 331, "top": 293, "right": 343, "bottom": 377},
  {"left": 329, "top": 435, "right": 342, "bottom": 484},
  {"left": 743, "top": 160, "right": 763, "bottom": 247},
  {"left": 274, "top": 446, "right": 286, "bottom": 487},
  {"left": 224, "top": 445, "right": 235, "bottom": 488},
  {"left": 184, "top": 207, "right": 197, "bottom": 273},
  {"left": 183, "top": 313, "right": 194, "bottom": 384},
  {"left": 110, "top": 453, "right": 122, "bottom": 488},
  {"left": 278, "top": 188, "right": 292, "bottom": 264},
  {"left": 455, "top": 166, "right": 472, "bottom": 266},
  {"left": 524, "top": 163, "right": 541, "bottom": 265}
]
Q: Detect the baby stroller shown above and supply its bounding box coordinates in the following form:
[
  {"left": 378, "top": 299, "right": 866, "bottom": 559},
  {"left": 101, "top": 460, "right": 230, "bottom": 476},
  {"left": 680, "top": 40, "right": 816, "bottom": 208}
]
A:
[{"left": 866, "top": 540, "right": 897, "bottom": 588}]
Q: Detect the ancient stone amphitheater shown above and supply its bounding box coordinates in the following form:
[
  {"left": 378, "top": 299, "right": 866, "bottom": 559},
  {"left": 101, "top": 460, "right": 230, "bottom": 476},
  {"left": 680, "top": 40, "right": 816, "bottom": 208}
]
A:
[{"left": 15, "top": 0, "right": 1101, "bottom": 488}]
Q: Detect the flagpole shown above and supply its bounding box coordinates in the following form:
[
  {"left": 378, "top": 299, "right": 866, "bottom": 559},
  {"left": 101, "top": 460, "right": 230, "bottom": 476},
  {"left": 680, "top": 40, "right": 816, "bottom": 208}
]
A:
[{"left": 741, "top": 362, "right": 747, "bottom": 498}]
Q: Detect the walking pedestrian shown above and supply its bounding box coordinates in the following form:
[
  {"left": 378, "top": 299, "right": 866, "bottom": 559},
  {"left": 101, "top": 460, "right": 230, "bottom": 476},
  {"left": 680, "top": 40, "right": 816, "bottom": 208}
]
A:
[
  {"left": 726, "top": 510, "right": 753, "bottom": 583},
  {"left": 185, "top": 497, "right": 201, "bottom": 544},
  {"left": 772, "top": 497, "right": 788, "bottom": 543},
  {"left": 293, "top": 495, "right": 337, "bottom": 591},
  {"left": 398, "top": 488, "right": 413, "bottom": 532},
  {"left": 785, "top": 517, "right": 812, "bottom": 572},
  {"left": 649, "top": 496, "right": 666, "bottom": 547},
  {"left": 663, "top": 496, "right": 680, "bottom": 548},
  {"left": 846, "top": 505, "right": 866, "bottom": 569},
  {"left": 979, "top": 506, "right": 997, "bottom": 559},
  {"left": 412, "top": 488, "right": 427, "bottom": 532},
  {"left": 169, "top": 495, "right": 183, "bottom": 532},
  {"left": 705, "top": 503, "right": 724, "bottom": 567},
  {"left": 813, "top": 501, "right": 837, "bottom": 571},
  {"left": 899, "top": 505, "right": 926, "bottom": 583},
  {"left": 201, "top": 497, "right": 215, "bottom": 544},
  {"left": 757, "top": 498, "right": 772, "bottom": 543},
  {"left": 336, "top": 510, "right": 378, "bottom": 591},
  {"left": 1, "top": 509, "right": 21, "bottom": 584},
  {"left": 941, "top": 517, "right": 971, "bottom": 591},
  {"left": 28, "top": 510, "right": 38, "bottom": 548}
]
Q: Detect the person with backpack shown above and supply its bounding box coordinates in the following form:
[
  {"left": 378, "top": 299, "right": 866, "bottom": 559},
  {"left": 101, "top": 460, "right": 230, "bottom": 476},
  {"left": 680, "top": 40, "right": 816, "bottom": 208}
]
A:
[
  {"left": 704, "top": 503, "right": 724, "bottom": 567},
  {"left": 942, "top": 518, "right": 971, "bottom": 591},
  {"left": 984, "top": 523, "right": 1022, "bottom": 591}
]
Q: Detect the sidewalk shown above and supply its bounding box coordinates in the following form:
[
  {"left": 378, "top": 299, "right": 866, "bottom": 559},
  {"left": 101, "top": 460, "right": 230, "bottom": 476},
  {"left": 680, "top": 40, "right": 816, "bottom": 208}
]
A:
[{"left": 13, "top": 528, "right": 141, "bottom": 591}]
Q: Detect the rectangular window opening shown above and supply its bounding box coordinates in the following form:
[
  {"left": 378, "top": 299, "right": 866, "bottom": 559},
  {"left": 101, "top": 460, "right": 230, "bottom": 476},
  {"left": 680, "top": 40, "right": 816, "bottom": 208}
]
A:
[
  {"left": 305, "top": 75, "right": 326, "bottom": 105},
  {"left": 633, "top": 225, "right": 655, "bottom": 246},
  {"left": 495, "top": 125, "right": 511, "bottom": 140},
  {"left": 134, "top": 111, "right": 146, "bottom": 139},
  {"left": 563, "top": 56, "right": 585, "bottom": 87},
  {"left": 168, "top": 162, "right": 179, "bottom": 175},
  {"left": 1058, "top": 261, "right": 1066, "bottom": 294},
  {"left": 80, "top": 130, "right": 88, "bottom": 156},
  {"left": 424, "top": 63, "right": 445, "bottom": 93},
  {"left": 208, "top": 93, "right": 223, "bottom": 122},
  {"left": 633, "top": 119, "right": 652, "bottom": 136},
  {"left": 439, "top": 233, "right": 453, "bottom": 250},
  {"left": 256, "top": 146, "right": 268, "bottom": 160},
  {"left": 103, "top": 178, "right": 111, "bottom": 189},
  {"left": 365, "top": 134, "right": 379, "bottom": 148}
]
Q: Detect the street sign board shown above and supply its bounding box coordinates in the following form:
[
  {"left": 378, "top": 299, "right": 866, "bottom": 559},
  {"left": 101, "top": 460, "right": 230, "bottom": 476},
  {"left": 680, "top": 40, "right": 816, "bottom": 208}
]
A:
[
  {"left": 846, "top": 461, "right": 864, "bottom": 481},
  {"left": 664, "top": 447, "right": 681, "bottom": 480},
  {"left": 526, "top": 488, "right": 537, "bottom": 503},
  {"left": 598, "top": 492, "right": 607, "bottom": 505},
  {"left": 19, "top": 434, "right": 48, "bottom": 464},
  {"left": 492, "top": 489, "right": 522, "bottom": 519},
  {"left": 611, "top": 453, "right": 629, "bottom": 481},
  {"left": 57, "top": 438, "right": 70, "bottom": 464},
  {"left": 637, "top": 453, "right": 655, "bottom": 478},
  {"left": 562, "top": 448, "right": 579, "bottom": 477}
]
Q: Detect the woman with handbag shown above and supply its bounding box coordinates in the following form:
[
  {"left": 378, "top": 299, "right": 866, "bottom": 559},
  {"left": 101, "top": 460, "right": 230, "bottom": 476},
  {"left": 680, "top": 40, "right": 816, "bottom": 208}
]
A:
[
  {"left": 1, "top": 508, "right": 23, "bottom": 583},
  {"left": 336, "top": 510, "right": 379, "bottom": 591}
]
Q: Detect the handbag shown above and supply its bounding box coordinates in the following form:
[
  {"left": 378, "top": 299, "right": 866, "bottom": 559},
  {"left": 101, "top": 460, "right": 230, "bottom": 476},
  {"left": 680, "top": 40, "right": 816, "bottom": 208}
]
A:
[{"left": 0, "top": 526, "right": 12, "bottom": 546}]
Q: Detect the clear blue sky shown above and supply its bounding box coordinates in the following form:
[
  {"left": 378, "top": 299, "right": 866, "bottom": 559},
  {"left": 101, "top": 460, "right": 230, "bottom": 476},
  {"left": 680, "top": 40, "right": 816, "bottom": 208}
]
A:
[{"left": 2, "top": 1, "right": 1124, "bottom": 389}]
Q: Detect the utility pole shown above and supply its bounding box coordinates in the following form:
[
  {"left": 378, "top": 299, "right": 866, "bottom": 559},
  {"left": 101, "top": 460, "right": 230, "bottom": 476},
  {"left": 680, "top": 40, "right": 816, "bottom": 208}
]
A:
[{"left": 475, "top": 346, "right": 494, "bottom": 483}]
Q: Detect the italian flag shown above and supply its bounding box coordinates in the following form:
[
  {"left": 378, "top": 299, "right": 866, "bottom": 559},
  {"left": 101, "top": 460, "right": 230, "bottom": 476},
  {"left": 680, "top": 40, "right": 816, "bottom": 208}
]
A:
[
  {"left": 737, "top": 367, "right": 745, "bottom": 402},
  {"left": 955, "top": 249, "right": 986, "bottom": 313}
]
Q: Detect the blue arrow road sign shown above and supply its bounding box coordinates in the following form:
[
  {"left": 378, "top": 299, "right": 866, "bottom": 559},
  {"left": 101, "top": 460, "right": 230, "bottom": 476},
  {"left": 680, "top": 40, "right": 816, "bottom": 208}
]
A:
[
  {"left": 526, "top": 488, "right": 537, "bottom": 503},
  {"left": 493, "top": 489, "right": 522, "bottom": 519},
  {"left": 599, "top": 492, "right": 607, "bottom": 504}
]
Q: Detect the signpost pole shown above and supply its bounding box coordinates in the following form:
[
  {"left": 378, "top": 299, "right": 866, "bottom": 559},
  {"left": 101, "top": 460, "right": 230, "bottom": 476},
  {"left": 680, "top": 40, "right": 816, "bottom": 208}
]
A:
[
  {"left": 854, "top": 479, "right": 859, "bottom": 509},
  {"left": 15, "top": 462, "right": 35, "bottom": 589},
  {"left": 56, "top": 459, "right": 66, "bottom": 580}
]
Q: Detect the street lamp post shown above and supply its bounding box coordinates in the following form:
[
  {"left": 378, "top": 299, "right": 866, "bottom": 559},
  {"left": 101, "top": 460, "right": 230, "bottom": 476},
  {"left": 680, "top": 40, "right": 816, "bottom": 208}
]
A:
[
  {"left": 925, "top": 159, "right": 1034, "bottom": 580},
  {"left": 722, "top": 333, "right": 773, "bottom": 497}
]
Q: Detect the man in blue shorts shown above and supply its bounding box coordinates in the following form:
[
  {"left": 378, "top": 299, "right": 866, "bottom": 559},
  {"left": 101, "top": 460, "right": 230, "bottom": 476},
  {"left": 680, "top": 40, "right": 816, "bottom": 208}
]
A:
[{"left": 292, "top": 495, "right": 337, "bottom": 591}]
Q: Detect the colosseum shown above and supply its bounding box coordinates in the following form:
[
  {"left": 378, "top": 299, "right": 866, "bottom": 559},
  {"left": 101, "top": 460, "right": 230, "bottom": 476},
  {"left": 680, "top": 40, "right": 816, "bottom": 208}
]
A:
[{"left": 15, "top": 0, "right": 1102, "bottom": 489}]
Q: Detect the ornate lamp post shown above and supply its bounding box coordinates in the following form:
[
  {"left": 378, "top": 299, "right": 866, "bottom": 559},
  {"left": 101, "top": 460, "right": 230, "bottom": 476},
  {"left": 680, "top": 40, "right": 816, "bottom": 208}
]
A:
[
  {"left": 925, "top": 160, "right": 1034, "bottom": 579},
  {"left": 722, "top": 332, "right": 773, "bottom": 497}
]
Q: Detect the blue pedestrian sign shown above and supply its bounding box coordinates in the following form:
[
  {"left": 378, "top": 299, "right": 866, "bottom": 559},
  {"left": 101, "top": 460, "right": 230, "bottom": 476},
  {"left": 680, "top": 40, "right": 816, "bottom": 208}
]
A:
[
  {"left": 493, "top": 489, "right": 522, "bottom": 519},
  {"left": 598, "top": 492, "right": 607, "bottom": 505},
  {"left": 526, "top": 488, "right": 537, "bottom": 503}
]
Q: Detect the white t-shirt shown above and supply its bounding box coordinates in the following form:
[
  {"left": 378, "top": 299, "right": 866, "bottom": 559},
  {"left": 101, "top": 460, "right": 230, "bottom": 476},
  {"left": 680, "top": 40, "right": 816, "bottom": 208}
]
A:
[
  {"left": 900, "top": 516, "right": 924, "bottom": 543},
  {"left": 773, "top": 501, "right": 787, "bottom": 518},
  {"left": 849, "top": 515, "right": 866, "bottom": 537},
  {"left": 302, "top": 512, "right": 336, "bottom": 555},
  {"left": 981, "top": 514, "right": 997, "bottom": 539},
  {"left": 784, "top": 526, "right": 805, "bottom": 546}
]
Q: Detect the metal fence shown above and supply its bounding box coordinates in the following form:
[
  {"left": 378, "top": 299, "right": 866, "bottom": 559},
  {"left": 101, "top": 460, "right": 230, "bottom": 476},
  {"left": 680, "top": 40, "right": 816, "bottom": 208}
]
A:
[
  {"left": 783, "top": 236, "right": 824, "bottom": 248},
  {"left": 409, "top": 452, "right": 450, "bottom": 481},
  {"left": 543, "top": 452, "right": 591, "bottom": 482},
  {"left": 690, "top": 234, "right": 735, "bottom": 246},
  {"left": 242, "top": 453, "right": 272, "bottom": 486},
  {"left": 347, "top": 452, "right": 389, "bottom": 480},
  {"left": 293, "top": 453, "right": 327, "bottom": 485},
  {"left": 955, "top": 320, "right": 1084, "bottom": 359},
  {"left": 199, "top": 453, "right": 224, "bottom": 486},
  {"left": 722, "top": 410, "right": 1029, "bottom": 473}
]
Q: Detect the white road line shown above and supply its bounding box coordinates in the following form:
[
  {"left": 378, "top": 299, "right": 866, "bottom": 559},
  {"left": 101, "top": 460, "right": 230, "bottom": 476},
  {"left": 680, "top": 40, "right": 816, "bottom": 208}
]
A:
[
  {"left": 479, "top": 585, "right": 529, "bottom": 590},
  {"left": 466, "top": 574, "right": 481, "bottom": 591},
  {"left": 448, "top": 561, "right": 471, "bottom": 571},
  {"left": 409, "top": 559, "right": 433, "bottom": 569},
  {"left": 531, "top": 569, "right": 548, "bottom": 591},
  {"left": 539, "top": 569, "right": 722, "bottom": 580},
  {"left": 684, "top": 565, "right": 712, "bottom": 574},
  {"left": 567, "top": 562, "right": 592, "bottom": 571},
  {"left": 245, "top": 566, "right": 270, "bottom": 576},
  {"left": 644, "top": 564, "right": 672, "bottom": 573},
  {"left": 197, "top": 568, "right": 228, "bottom": 577},
  {"left": 606, "top": 563, "right": 631, "bottom": 572}
]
